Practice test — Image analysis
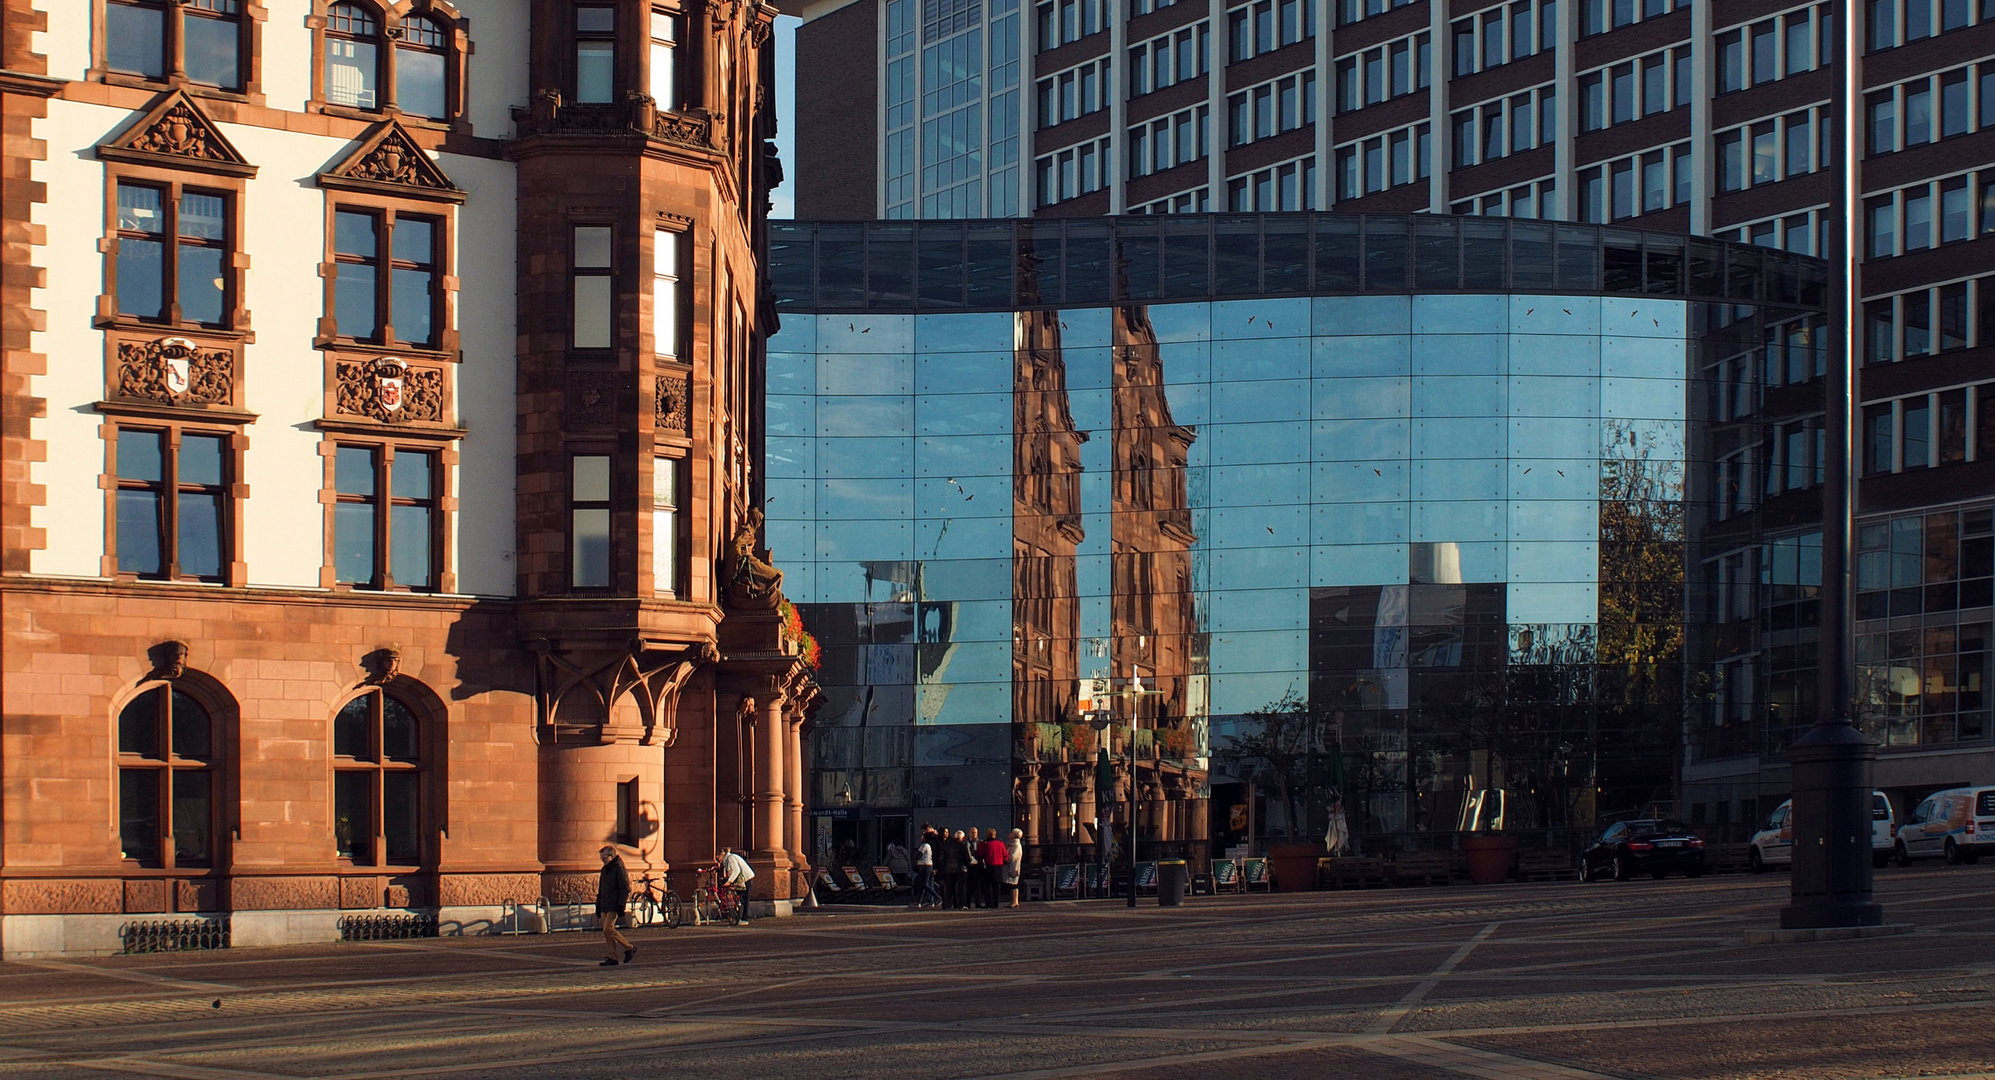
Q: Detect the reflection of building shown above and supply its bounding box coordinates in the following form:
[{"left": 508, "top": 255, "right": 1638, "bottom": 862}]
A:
[
  {"left": 1, "top": 1, "right": 810, "bottom": 957},
  {"left": 770, "top": 213, "right": 1828, "bottom": 855}
]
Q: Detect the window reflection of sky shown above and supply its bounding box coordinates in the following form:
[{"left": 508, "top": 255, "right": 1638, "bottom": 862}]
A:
[{"left": 766, "top": 297, "right": 1689, "bottom": 719}]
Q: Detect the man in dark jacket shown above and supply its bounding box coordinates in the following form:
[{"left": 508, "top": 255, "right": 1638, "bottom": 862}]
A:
[
  {"left": 597, "top": 845, "right": 634, "bottom": 967},
  {"left": 939, "top": 829, "right": 972, "bottom": 909}
]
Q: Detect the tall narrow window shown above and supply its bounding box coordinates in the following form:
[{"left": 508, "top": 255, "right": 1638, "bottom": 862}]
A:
[
  {"left": 650, "top": 11, "right": 681, "bottom": 109},
  {"left": 652, "top": 229, "right": 681, "bottom": 358},
  {"left": 116, "top": 427, "right": 227, "bottom": 581},
  {"left": 652, "top": 457, "right": 680, "bottom": 596},
  {"left": 185, "top": 0, "right": 243, "bottom": 88},
  {"left": 397, "top": 15, "right": 449, "bottom": 119},
  {"left": 118, "top": 686, "right": 215, "bottom": 869},
  {"left": 392, "top": 216, "right": 437, "bottom": 346},
  {"left": 106, "top": 0, "right": 169, "bottom": 78},
  {"left": 334, "top": 210, "right": 382, "bottom": 339},
  {"left": 572, "top": 454, "right": 612, "bottom": 588},
  {"left": 333, "top": 690, "right": 425, "bottom": 866},
  {"left": 573, "top": 226, "right": 614, "bottom": 350},
  {"left": 576, "top": 5, "right": 618, "bottom": 104},
  {"left": 325, "top": 3, "right": 382, "bottom": 109}
]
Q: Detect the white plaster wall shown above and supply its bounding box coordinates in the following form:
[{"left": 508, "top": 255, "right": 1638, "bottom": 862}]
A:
[
  {"left": 261, "top": 0, "right": 317, "bottom": 112},
  {"left": 29, "top": 99, "right": 126, "bottom": 579},
  {"left": 223, "top": 123, "right": 359, "bottom": 588},
  {"left": 464, "top": 0, "right": 533, "bottom": 140},
  {"left": 36, "top": 0, "right": 93, "bottom": 82},
  {"left": 442, "top": 152, "right": 518, "bottom": 597}
]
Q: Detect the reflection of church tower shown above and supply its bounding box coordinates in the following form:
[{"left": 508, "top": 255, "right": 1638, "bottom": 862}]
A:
[
  {"left": 1111, "top": 306, "right": 1206, "bottom": 854},
  {"left": 1013, "top": 309, "right": 1086, "bottom": 846}
]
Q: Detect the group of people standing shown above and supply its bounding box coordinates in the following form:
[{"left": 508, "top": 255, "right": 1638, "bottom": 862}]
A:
[{"left": 909, "top": 825, "right": 1023, "bottom": 910}]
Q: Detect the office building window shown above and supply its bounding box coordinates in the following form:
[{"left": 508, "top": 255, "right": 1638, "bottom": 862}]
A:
[
  {"left": 573, "top": 225, "right": 614, "bottom": 350},
  {"left": 324, "top": 2, "right": 381, "bottom": 107},
  {"left": 653, "top": 457, "right": 681, "bottom": 596},
  {"left": 113, "top": 182, "right": 233, "bottom": 328},
  {"left": 106, "top": 0, "right": 246, "bottom": 90},
  {"left": 332, "top": 209, "right": 440, "bottom": 347},
  {"left": 650, "top": 10, "right": 682, "bottom": 109}
]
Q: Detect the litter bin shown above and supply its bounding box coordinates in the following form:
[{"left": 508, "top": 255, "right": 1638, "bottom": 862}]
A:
[{"left": 1156, "top": 860, "right": 1188, "bottom": 906}]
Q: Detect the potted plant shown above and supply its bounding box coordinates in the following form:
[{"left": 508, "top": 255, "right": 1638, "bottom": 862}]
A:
[{"left": 1225, "top": 690, "right": 1334, "bottom": 892}]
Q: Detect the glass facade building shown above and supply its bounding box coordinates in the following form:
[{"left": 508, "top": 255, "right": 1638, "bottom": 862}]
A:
[{"left": 768, "top": 213, "right": 1829, "bottom": 860}]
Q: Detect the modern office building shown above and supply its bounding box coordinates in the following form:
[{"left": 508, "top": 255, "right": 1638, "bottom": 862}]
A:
[
  {"left": 0, "top": 0, "right": 815, "bottom": 958},
  {"left": 765, "top": 213, "right": 1842, "bottom": 859},
  {"left": 789, "top": 0, "right": 1995, "bottom": 839}
]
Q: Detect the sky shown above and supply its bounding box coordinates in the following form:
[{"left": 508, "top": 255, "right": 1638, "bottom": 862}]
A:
[{"left": 770, "top": 15, "right": 801, "bottom": 220}]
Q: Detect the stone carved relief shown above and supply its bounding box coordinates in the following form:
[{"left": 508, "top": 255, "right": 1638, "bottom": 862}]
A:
[
  {"left": 543, "top": 872, "right": 598, "bottom": 905},
  {"left": 654, "top": 374, "right": 691, "bottom": 434},
  {"left": 176, "top": 879, "right": 218, "bottom": 912},
  {"left": 123, "top": 879, "right": 169, "bottom": 914},
  {"left": 335, "top": 357, "right": 444, "bottom": 423},
  {"left": 535, "top": 639, "right": 717, "bottom": 745},
  {"left": 230, "top": 876, "right": 340, "bottom": 911},
  {"left": 438, "top": 873, "right": 543, "bottom": 907},
  {"left": 567, "top": 371, "right": 618, "bottom": 428},
  {"left": 2, "top": 878, "right": 123, "bottom": 914},
  {"left": 147, "top": 639, "right": 190, "bottom": 680},
  {"left": 359, "top": 646, "right": 401, "bottom": 685},
  {"left": 339, "top": 876, "right": 380, "bottom": 910},
  {"left": 652, "top": 111, "right": 715, "bottom": 149},
  {"left": 116, "top": 337, "right": 233, "bottom": 406}
]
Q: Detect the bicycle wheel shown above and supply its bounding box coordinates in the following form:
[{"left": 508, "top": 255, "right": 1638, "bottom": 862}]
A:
[
  {"left": 725, "top": 891, "right": 743, "bottom": 926},
  {"left": 695, "top": 889, "right": 719, "bottom": 925},
  {"left": 662, "top": 891, "right": 684, "bottom": 929},
  {"left": 628, "top": 893, "right": 656, "bottom": 928}
]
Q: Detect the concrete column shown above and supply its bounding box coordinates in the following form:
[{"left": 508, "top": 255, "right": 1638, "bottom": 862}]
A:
[{"left": 1019, "top": 763, "right": 1043, "bottom": 846}]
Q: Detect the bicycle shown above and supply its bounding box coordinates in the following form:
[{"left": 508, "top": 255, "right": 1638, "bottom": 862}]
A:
[
  {"left": 691, "top": 867, "right": 743, "bottom": 926},
  {"left": 627, "top": 869, "right": 685, "bottom": 929}
]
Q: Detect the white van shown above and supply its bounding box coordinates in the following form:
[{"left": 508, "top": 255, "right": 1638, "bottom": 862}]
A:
[
  {"left": 1749, "top": 791, "right": 1896, "bottom": 871},
  {"left": 1892, "top": 786, "right": 1995, "bottom": 866}
]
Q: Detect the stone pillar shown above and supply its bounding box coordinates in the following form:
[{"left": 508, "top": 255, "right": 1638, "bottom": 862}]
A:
[
  {"left": 1018, "top": 763, "right": 1042, "bottom": 847},
  {"left": 785, "top": 709, "right": 807, "bottom": 894},
  {"left": 750, "top": 682, "right": 792, "bottom": 896}
]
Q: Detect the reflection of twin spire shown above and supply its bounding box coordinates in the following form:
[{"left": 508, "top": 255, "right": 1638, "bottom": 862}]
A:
[{"left": 1009, "top": 307, "right": 1200, "bottom": 730}]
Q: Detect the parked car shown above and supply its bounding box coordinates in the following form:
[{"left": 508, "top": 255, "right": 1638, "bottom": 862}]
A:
[
  {"left": 1749, "top": 791, "right": 1896, "bottom": 872},
  {"left": 1581, "top": 819, "right": 1706, "bottom": 881},
  {"left": 1892, "top": 786, "right": 1995, "bottom": 866}
]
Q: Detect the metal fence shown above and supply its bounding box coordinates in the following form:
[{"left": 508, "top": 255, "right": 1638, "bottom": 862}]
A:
[{"left": 120, "top": 917, "right": 229, "bottom": 955}]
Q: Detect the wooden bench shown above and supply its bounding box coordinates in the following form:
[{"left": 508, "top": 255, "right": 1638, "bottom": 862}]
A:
[
  {"left": 1516, "top": 849, "right": 1574, "bottom": 882},
  {"left": 1390, "top": 852, "right": 1453, "bottom": 887},
  {"left": 1322, "top": 856, "right": 1391, "bottom": 889}
]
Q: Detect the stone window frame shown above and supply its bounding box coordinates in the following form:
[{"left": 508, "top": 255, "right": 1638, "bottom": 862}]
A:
[
  {"left": 89, "top": 0, "right": 270, "bottom": 106},
  {"left": 318, "top": 434, "right": 457, "bottom": 593},
  {"left": 316, "top": 189, "right": 460, "bottom": 360},
  {"left": 96, "top": 162, "right": 253, "bottom": 339},
  {"left": 647, "top": 452, "right": 686, "bottom": 598},
  {"left": 329, "top": 682, "right": 443, "bottom": 869},
  {"left": 98, "top": 415, "right": 250, "bottom": 587},
  {"left": 304, "top": 0, "right": 476, "bottom": 135},
  {"left": 114, "top": 677, "right": 226, "bottom": 871},
  {"left": 569, "top": 449, "right": 617, "bottom": 592}
]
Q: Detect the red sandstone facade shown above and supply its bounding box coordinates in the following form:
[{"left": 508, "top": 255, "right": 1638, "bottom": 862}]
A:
[{"left": 0, "top": 0, "right": 812, "bottom": 957}]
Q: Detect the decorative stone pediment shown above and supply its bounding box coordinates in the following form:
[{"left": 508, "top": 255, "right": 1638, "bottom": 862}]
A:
[
  {"left": 98, "top": 90, "right": 257, "bottom": 178},
  {"left": 115, "top": 336, "right": 235, "bottom": 407},
  {"left": 319, "top": 121, "right": 464, "bottom": 203}
]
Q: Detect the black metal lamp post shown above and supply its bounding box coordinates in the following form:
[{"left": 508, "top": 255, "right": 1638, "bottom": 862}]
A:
[
  {"left": 1781, "top": 0, "right": 1884, "bottom": 931},
  {"left": 1089, "top": 675, "right": 1163, "bottom": 908}
]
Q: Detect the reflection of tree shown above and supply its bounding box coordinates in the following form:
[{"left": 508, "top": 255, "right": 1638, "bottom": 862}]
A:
[{"left": 1218, "top": 689, "right": 1336, "bottom": 842}]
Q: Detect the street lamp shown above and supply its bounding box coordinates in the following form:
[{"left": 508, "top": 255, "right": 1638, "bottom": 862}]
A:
[
  {"left": 1782, "top": 0, "right": 1883, "bottom": 932},
  {"left": 1085, "top": 674, "right": 1164, "bottom": 909}
]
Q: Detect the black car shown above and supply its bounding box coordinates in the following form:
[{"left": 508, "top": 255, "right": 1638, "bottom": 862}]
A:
[{"left": 1580, "top": 819, "right": 1706, "bottom": 881}]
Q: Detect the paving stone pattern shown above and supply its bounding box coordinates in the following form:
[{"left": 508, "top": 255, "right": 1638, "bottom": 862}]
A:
[{"left": 2, "top": 867, "right": 1995, "bottom": 1079}]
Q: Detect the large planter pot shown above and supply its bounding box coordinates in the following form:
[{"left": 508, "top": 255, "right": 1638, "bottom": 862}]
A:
[
  {"left": 1267, "top": 843, "right": 1324, "bottom": 893},
  {"left": 1460, "top": 833, "right": 1519, "bottom": 885}
]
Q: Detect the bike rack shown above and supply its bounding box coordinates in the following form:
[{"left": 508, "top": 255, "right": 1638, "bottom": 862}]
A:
[{"left": 499, "top": 898, "right": 548, "bottom": 935}]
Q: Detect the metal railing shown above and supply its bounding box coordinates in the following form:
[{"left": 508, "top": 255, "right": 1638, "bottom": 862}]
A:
[{"left": 121, "top": 917, "right": 228, "bottom": 955}]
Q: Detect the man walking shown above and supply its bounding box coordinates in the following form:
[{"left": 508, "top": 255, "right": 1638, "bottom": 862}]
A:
[
  {"left": 912, "top": 826, "right": 939, "bottom": 908},
  {"left": 718, "top": 845, "right": 756, "bottom": 924},
  {"left": 596, "top": 845, "right": 634, "bottom": 967}
]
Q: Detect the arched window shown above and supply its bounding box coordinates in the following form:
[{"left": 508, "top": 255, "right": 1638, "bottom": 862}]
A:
[
  {"left": 117, "top": 685, "right": 216, "bottom": 868},
  {"left": 397, "top": 15, "right": 449, "bottom": 119},
  {"left": 332, "top": 689, "right": 426, "bottom": 866},
  {"left": 325, "top": 3, "right": 382, "bottom": 109}
]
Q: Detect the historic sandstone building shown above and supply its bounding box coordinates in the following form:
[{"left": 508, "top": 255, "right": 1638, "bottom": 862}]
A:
[{"left": 0, "top": 0, "right": 813, "bottom": 957}]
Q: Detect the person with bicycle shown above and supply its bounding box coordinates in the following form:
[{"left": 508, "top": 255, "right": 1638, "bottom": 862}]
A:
[
  {"left": 717, "top": 845, "right": 755, "bottom": 924},
  {"left": 596, "top": 845, "right": 635, "bottom": 967}
]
